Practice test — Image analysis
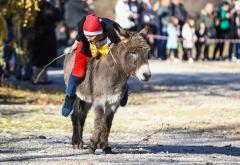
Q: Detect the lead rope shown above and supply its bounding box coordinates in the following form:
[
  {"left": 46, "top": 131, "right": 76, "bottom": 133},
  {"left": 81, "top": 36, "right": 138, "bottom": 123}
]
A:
[
  {"left": 108, "top": 47, "right": 130, "bottom": 79},
  {"left": 34, "top": 46, "right": 125, "bottom": 84},
  {"left": 108, "top": 49, "right": 118, "bottom": 65},
  {"left": 34, "top": 47, "right": 116, "bottom": 84},
  {"left": 33, "top": 52, "right": 68, "bottom": 84}
]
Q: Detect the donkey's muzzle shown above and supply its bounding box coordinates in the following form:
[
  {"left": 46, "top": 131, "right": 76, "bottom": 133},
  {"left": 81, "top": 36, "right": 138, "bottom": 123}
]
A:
[{"left": 136, "top": 64, "right": 151, "bottom": 82}]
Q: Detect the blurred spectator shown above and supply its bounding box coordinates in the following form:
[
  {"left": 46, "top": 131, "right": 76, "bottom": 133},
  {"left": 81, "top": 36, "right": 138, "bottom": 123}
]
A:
[
  {"left": 128, "top": 0, "right": 141, "bottom": 30},
  {"left": 31, "top": 1, "right": 61, "bottom": 84},
  {"left": 167, "top": 16, "right": 180, "bottom": 62},
  {"left": 86, "top": 0, "right": 95, "bottom": 11},
  {"left": 232, "top": 1, "right": 240, "bottom": 63},
  {"left": 228, "top": 0, "right": 236, "bottom": 61},
  {"left": 140, "top": 0, "right": 156, "bottom": 27},
  {"left": 2, "top": 15, "right": 13, "bottom": 78},
  {"left": 64, "top": 0, "right": 92, "bottom": 45},
  {"left": 115, "top": 0, "right": 136, "bottom": 30},
  {"left": 56, "top": 21, "right": 68, "bottom": 46},
  {"left": 55, "top": 21, "right": 69, "bottom": 66},
  {"left": 64, "top": 0, "right": 91, "bottom": 29},
  {"left": 213, "top": 1, "right": 231, "bottom": 61},
  {"left": 140, "top": 0, "right": 157, "bottom": 54},
  {"left": 14, "top": 36, "right": 33, "bottom": 81},
  {"left": 0, "top": 12, "right": 7, "bottom": 78},
  {"left": 171, "top": 0, "right": 187, "bottom": 27},
  {"left": 200, "top": 3, "right": 215, "bottom": 61},
  {"left": 7, "top": 14, "right": 33, "bottom": 81},
  {"left": 115, "top": 0, "right": 141, "bottom": 31},
  {"left": 170, "top": 0, "right": 187, "bottom": 59},
  {"left": 195, "top": 22, "right": 207, "bottom": 61},
  {"left": 55, "top": 0, "right": 66, "bottom": 20},
  {"left": 182, "top": 18, "right": 196, "bottom": 63},
  {"left": 153, "top": 0, "right": 172, "bottom": 60}
]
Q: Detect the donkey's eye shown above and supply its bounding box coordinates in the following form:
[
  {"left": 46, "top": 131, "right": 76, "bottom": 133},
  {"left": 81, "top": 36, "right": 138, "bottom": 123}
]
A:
[
  {"left": 129, "top": 52, "right": 137, "bottom": 57},
  {"left": 129, "top": 52, "right": 138, "bottom": 62}
]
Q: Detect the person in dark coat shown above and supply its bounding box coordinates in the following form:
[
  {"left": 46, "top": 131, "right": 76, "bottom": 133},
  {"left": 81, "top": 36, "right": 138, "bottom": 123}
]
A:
[
  {"left": 171, "top": 0, "right": 187, "bottom": 27},
  {"left": 200, "top": 3, "right": 216, "bottom": 61},
  {"left": 31, "top": 1, "right": 60, "bottom": 84},
  {"left": 64, "top": 0, "right": 92, "bottom": 45},
  {"left": 213, "top": 1, "right": 231, "bottom": 61},
  {"left": 195, "top": 22, "right": 207, "bottom": 61},
  {"left": 232, "top": 2, "right": 240, "bottom": 63},
  {"left": 154, "top": 0, "right": 173, "bottom": 60},
  {"left": 171, "top": 0, "right": 187, "bottom": 61},
  {"left": 64, "top": 0, "right": 92, "bottom": 29}
]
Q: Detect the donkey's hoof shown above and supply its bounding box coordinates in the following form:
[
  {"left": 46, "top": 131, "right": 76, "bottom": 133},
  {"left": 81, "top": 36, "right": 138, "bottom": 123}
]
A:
[
  {"left": 103, "top": 147, "right": 112, "bottom": 154},
  {"left": 88, "top": 147, "right": 96, "bottom": 154},
  {"left": 72, "top": 144, "right": 80, "bottom": 149},
  {"left": 72, "top": 142, "right": 83, "bottom": 149}
]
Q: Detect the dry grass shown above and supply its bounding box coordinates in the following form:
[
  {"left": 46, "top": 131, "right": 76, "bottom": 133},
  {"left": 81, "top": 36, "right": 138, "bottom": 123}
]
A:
[
  {"left": 0, "top": 87, "right": 64, "bottom": 105},
  {"left": 1, "top": 84, "right": 240, "bottom": 137},
  {"left": 0, "top": 87, "right": 160, "bottom": 136}
]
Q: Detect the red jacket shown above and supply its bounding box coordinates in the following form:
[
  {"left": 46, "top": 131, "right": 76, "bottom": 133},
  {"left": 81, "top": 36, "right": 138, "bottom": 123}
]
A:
[{"left": 72, "top": 41, "right": 91, "bottom": 78}]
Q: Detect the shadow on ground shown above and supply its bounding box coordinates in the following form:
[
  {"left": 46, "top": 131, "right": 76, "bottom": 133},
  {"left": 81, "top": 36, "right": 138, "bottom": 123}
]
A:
[
  {"left": 0, "top": 144, "right": 239, "bottom": 162},
  {"left": 0, "top": 108, "right": 39, "bottom": 116},
  {"left": 1, "top": 123, "right": 240, "bottom": 162},
  {"left": 4, "top": 72, "right": 240, "bottom": 93},
  {"left": 129, "top": 72, "right": 240, "bottom": 95},
  {"left": 114, "top": 144, "right": 240, "bottom": 156}
]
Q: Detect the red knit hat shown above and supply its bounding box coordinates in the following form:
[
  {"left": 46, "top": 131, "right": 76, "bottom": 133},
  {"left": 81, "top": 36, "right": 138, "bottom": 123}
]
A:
[{"left": 83, "top": 14, "right": 103, "bottom": 36}]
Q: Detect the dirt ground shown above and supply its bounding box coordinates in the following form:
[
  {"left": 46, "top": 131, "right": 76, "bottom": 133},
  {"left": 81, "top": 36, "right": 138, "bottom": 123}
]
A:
[{"left": 1, "top": 60, "right": 240, "bottom": 164}]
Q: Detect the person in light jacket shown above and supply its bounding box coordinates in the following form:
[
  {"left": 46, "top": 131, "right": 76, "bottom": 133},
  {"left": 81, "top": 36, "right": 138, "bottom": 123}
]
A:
[
  {"left": 182, "top": 18, "right": 197, "bottom": 62},
  {"left": 115, "top": 0, "right": 136, "bottom": 30}
]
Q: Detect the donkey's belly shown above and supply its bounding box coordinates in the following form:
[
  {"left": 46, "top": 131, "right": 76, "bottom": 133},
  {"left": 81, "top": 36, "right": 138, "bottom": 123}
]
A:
[{"left": 76, "top": 91, "right": 122, "bottom": 105}]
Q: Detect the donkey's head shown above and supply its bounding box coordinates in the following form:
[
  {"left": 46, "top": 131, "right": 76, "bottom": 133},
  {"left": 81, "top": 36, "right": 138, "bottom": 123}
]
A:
[{"left": 116, "top": 27, "right": 151, "bottom": 81}]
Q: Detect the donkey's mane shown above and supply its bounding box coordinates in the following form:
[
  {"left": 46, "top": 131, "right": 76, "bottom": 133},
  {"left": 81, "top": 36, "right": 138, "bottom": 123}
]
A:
[{"left": 111, "top": 31, "right": 151, "bottom": 58}]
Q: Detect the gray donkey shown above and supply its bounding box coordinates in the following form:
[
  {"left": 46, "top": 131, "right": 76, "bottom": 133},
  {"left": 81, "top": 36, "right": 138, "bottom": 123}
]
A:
[{"left": 64, "top": 27, "right": 151, "bottom": 154}]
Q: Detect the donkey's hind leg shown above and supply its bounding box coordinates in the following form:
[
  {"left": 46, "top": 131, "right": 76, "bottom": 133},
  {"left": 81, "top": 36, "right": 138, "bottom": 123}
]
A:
[
  {"left": 99, "top": 109, "right": 115, "bottom": 154},
  {"left": 71, "top": 99, "right": 90, "bottom": 149},
  {"left": 89, "top": 106, "right": 104, "bottom": 154}
]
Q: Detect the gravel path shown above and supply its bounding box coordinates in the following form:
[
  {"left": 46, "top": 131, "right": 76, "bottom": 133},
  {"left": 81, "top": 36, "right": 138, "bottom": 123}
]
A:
[{"left": 1, "top": 60, "right": 240, "bottom": 164}]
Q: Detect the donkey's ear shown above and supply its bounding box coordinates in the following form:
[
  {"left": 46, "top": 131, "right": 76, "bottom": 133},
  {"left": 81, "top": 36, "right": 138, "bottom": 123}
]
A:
[
  {"left": 118, "top": 30, "right": 131, "bottom": 44},
  {"left": 116, "top": 28, "right": 130, "bottom": 41},
  {"left": 139, "top": 27, "right": 149, "bottom": 35}
]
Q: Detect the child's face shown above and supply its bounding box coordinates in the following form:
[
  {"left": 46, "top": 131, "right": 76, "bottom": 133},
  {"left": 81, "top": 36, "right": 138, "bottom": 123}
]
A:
[
  {"left": 173, "top": 18, "right": 179, "bottom": 25},
  {"left": 172, "top": 0, "right": 180, "bottom": 5},
  {"left": 189, "top": 20, "right": 195, "bottom": 27},
  {"left": 168, "top": 22, "right": 174, "bottom": 27},
  {"left": 200, "top": 23, "right": 205, "bottom": 30},
  {"left": 223, "top": 4, "right": 230, "bottom": 11},
  {"left": 206, "top": 3, "right": 214, "bottom": 14},
  {"left": 85, "top": 34, "right": 104, "bottom": 44}
]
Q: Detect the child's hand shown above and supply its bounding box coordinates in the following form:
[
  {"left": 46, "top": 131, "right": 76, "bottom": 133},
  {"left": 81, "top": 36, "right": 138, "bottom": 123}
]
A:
[
  {"left": 200, "top": 38, "right": 205, "bottom": 42},
  {"left": 69, "top": 46, "right": 76, "bottom": 54},
  {"left": 69, "top": 40, "right": 79, "bottom": 54},
  {"left": 226, "top": 13, "right": 231, "bottom": 18}
]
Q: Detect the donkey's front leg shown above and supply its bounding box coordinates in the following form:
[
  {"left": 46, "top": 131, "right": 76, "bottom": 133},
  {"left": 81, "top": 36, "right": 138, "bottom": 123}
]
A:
[{"left": 99, "top": 109, "right": 115, "bottom": 154}]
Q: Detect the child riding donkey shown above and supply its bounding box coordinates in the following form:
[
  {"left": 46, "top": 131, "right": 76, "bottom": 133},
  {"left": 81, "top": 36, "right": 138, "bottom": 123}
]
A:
[{"left": 62, "top": 14, "right": 128, "bottom": 117}]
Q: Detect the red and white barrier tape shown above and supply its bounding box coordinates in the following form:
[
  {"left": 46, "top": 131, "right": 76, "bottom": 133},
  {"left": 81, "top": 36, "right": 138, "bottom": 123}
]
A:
[{"left": 148, "top": 34, "right": 240, "bottom": 43}]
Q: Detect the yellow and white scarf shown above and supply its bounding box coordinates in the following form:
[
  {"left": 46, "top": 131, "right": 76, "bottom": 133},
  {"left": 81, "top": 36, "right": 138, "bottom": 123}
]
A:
[{"left": 90, "top": 37, "right": 110, "bottom": 58}]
